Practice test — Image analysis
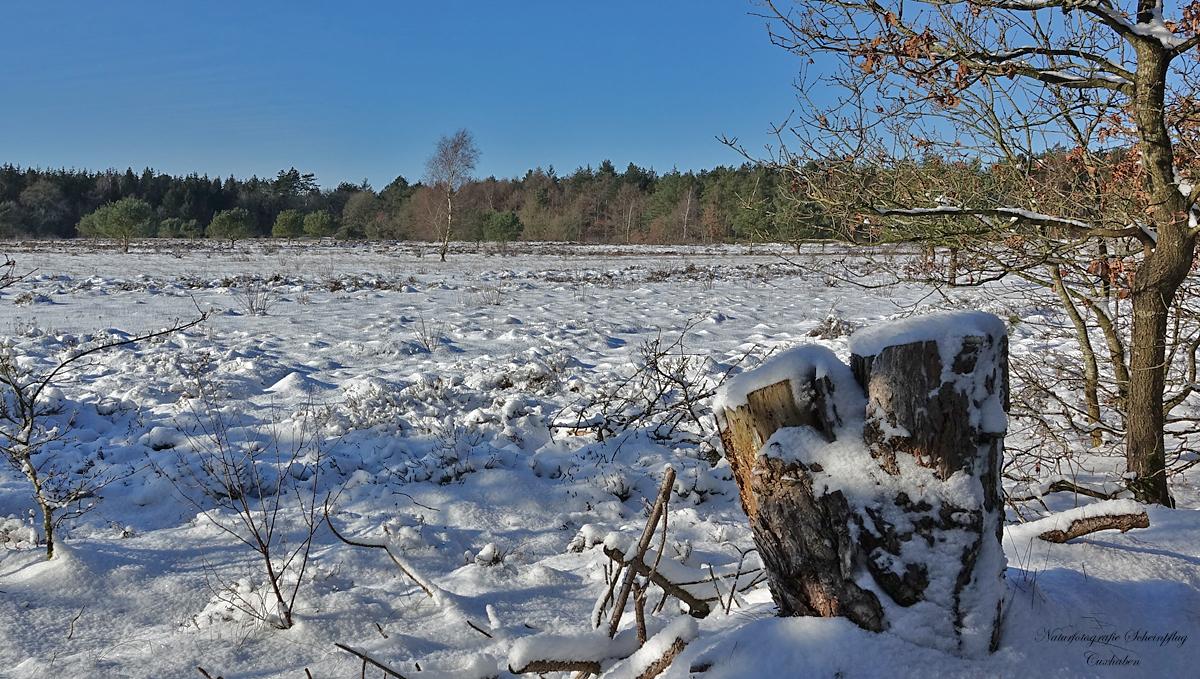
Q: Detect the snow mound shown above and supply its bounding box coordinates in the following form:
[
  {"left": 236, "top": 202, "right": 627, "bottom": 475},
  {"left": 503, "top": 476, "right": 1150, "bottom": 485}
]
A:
[
  {"left": 265, "top": 370, "right": 312, "bottom": 395},
  {"left": 141, "top": 426, "right": 184, "bottom": 450}
]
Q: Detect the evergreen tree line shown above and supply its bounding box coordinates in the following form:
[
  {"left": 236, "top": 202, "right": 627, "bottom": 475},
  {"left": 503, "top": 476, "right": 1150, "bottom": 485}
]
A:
[{"left": 0, "top": 161, "right": 829, "bottom": 244}]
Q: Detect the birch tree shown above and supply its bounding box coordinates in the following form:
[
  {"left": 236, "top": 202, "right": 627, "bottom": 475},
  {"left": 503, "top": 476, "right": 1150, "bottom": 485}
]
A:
[{"left": 424, "top": 129, "right": 480, "bottom": 262}]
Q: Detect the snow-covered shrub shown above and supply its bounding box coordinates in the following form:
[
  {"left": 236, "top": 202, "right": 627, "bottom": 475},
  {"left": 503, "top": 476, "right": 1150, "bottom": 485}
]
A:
[
  {"left": 0, "top": 514, "right": 38, "bottom": 550},
  {"left": 428, "top": 424, "right": 483, "bottom": 485},
  {"left": 807, "top": 310, "right": 855, "bottom": 339},
  {"left": 0, "top": 309, "right": 203, "bottom": 559}
]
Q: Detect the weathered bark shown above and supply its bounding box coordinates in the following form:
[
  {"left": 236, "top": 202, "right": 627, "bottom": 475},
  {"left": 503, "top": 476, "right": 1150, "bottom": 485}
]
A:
[
  {"left": 851, "top": 333, "right": 1008, "bottom": 518},
  {"left": 719, "top": 372, "right": 882, "bottom": 631},
  {"left": 751, "top": 453, "right": 885, "bottom": 631},
  {"left": 510, "top": 659, "right": 601, "bottom": 675},
  {"left": 851, "top": 327, "right": 1007, "bottom": 654},
  {"left": 636, "top": 636, "right": 689, "bottom": 679},
  {"left": 717, "top": 377, "right": 839, "bottom": 515}
]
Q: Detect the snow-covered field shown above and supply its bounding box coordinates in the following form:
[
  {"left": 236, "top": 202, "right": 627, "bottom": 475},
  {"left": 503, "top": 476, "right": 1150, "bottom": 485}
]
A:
[{"left": 0, "top": 240, "right": 1197, "bottom": 678}]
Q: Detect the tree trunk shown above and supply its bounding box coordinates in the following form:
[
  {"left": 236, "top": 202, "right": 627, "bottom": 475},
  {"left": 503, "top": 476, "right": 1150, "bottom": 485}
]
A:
[
  {"left": 39, "top": 497, "right": 54, "bottom": 560},
  {"left": 1127, "top": 285, "right": 1176, "bottom": 506},
  {"left": 440, "top": 188, "right": 453, "bottom": 262},
  {"left": 1125, "top": 38, "right": 1196, "bottom": 507}
]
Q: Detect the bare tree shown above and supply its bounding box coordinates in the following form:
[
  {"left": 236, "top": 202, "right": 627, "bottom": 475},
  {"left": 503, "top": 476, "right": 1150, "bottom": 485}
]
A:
[
  {"left": 423, "top": 129, "right": 480, "bottom": 261},
  {"left": 0, "top": 292, "right": 206, "bottom": 559},
  {"left": 732, "top": 0, "right": 1200, "bottom": 506}
]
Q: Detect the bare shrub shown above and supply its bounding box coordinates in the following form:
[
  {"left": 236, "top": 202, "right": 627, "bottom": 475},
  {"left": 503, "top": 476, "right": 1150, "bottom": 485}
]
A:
[
  {"left": 465, "top": 284, "right": 504, "bottom": 307},
  {"left": 315, "top": 255, "right": 338, "bottom": 281},
  {"left": 553, "top": 316, "right": 758, "bottom": 455},
  {"left": 235, "top": 279, "right": 276, "bottom": 316},
  {"left": 413, "top": 312, "right": 447, "bottom": 353},
  {"left": 167, "top": 374, "right": 333, "bottom": 629}
]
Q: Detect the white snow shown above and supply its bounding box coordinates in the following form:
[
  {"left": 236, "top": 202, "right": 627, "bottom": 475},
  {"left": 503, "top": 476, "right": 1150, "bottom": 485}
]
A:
[{"left": 0, "top": 241, "right": 1196, "bottom": 678}]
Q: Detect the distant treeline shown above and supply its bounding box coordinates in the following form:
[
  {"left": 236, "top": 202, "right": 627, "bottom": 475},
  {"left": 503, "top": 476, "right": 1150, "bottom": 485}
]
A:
[{"left": 0, "top": 161, "right": 829, "bottom": 244}]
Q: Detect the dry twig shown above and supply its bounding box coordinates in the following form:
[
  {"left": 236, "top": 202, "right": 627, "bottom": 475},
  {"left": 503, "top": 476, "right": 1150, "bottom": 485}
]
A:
[
  {"left": 335, "top": 643, "right": 409, "bottom": 679},
  {"left": 608, "top": 467, "right": 676, "bottom": 637}
]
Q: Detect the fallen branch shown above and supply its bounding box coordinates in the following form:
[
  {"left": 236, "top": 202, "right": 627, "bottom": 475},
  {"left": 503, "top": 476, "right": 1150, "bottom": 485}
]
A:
[
  {"left": 466, "top": 618, "right": 494, "bottom": 639},
  {"left": 637, "top": 637, "right": 688, "bottom": 679},
  {"left": 335, "top": 643, "right": 409, "bottom": 679},
  {"left": 511, "top": 659, "right": 603, "bottom": 675},
  {"left": 603, "top": 546, "right": 711, "bottom": 618},
  {"left": 326, "top": 508, "right": 493, "bottom": 640},
  {"left": 325, "top": 510, "right": 434, "bottom": 597},
  {"left": 67, "top": 605, "right": 85, "bottom": 640},
  {"left": 1038, "top": 512, "right": 1150, "bottom": 543}
]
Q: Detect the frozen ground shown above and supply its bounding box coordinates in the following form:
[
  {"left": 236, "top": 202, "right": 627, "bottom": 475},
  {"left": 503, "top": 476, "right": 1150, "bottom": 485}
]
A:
[{"left": 0, "top": 240, "right": 1197, "bottom": 678}]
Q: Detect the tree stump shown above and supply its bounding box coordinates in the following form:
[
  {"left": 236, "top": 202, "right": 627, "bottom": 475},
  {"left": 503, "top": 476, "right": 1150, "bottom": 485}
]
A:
[{"left": 714, "top": 311, "right": 1008, "bottom": 657}]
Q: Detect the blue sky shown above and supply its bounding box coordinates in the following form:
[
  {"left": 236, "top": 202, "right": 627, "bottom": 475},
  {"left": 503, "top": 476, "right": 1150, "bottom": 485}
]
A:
[{"left": 0, "top": 1, "right": 802, "bottom": 189}]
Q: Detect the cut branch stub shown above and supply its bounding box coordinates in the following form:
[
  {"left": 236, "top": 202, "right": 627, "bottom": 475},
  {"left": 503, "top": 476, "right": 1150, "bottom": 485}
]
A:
[{"left": 718, "top": 376, "right": 839, "bottom": 515}]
